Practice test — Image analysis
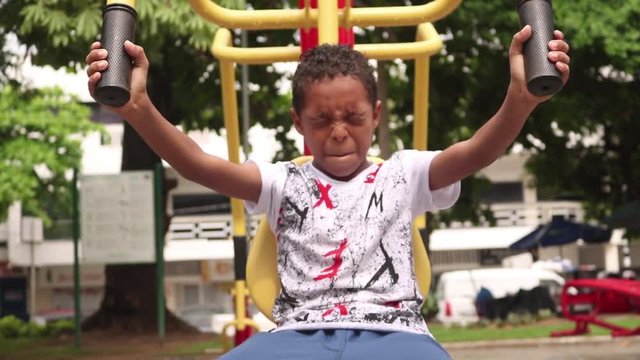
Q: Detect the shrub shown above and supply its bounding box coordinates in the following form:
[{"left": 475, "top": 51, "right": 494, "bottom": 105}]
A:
[
  {"left": 0, "top": 315, "right": 24, "bottom": 339},
  {"left": 18, "top": 321, "right": 47, "bottom": 338},
  {"left": 0, "top": 315, "right": 74, "bottom": 339},
  {"left": 47, "top": 319, "right": 75, "bottom": 337},
  {"left": 421, "top": 290, "right": 440, "bottom": 321}
]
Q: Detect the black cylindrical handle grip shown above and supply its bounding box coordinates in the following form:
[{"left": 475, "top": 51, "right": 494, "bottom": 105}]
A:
[
  {"left": 233, "top": 236, "right": 248, "bottom": 281},
  {"left": 517, "top": 0, "right": 562, "bottom": 96},
  {"left": 95, "top": 3, "right": 137, "bottom": 107}
]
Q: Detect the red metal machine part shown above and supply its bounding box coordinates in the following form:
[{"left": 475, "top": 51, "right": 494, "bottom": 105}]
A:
[
  {"left": 551, "top": 278, "right": 640, "bottom": 337},
  {"left": 299, "top": 0, "right": 354, "bottom": 156}
]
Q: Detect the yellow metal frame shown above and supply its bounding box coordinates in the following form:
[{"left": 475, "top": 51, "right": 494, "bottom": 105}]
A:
[
  {"left": 188, "top": 0, "right": 461, "bottom": 29},
  {"left": 219, "top": 280, "right": 260, "bottom": 352},
  {"left": 106, "top": 0, "right": 135, "bottom": 6},
  {"left": 186, "top": 0, "right": 462, "bottom": 342},
  {"left": 212, "top": 21, "right": 443, "bottom": 229}
]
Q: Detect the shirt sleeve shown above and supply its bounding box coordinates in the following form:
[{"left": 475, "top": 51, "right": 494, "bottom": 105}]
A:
[
  {"left": 244, "top": 161, "right": 287, "bottom": 219},
  {"left": 400, "top": 150, "right": 461, "bottom": 217}
]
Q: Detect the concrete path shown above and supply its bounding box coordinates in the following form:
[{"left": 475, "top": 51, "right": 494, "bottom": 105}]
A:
[{"left": 446, "top": 336, "right": 640, "bottom": 360}]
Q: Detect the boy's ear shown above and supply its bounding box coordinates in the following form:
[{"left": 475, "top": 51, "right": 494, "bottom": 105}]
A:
[
  {"left": 372, "top": 100, "right": 382, "bottom": 128},
  {"left": 290, "top": 107, "right": 304, "bottom": 134}
]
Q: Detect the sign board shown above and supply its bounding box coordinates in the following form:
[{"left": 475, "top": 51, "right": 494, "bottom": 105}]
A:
[
  {"left": 38, "top": 265, "right": 105, "bottom": 288},
  {"left": 80, "top": 171, "right": 155, "bottom": 264}
]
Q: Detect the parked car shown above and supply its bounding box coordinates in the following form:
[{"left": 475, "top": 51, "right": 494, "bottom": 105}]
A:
[
  {"left": 434, "top": 267, "right": 565, "bottom": 326},
  {"left": 179, "top": 304, "right": 276, "bottom": 334},
  {"left": 179, "top": 304, "right": 221, "bottom": 333}
]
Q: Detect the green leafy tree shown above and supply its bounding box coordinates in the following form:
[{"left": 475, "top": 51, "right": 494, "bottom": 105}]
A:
[
  {"left": 0, "top": 85, "right": 98, "bottom": 222},
  {"left": 527, "top": 1, "right": 640, "bottom": 224},
  {"left": 1, "top": 0, "right": 241, "bottom": 331},
  {"left": 363, "top": 0, "right": 640, "bottom": 229}
]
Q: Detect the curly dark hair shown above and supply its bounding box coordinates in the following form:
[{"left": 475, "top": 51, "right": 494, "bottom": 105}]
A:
[{"left": 291, "top": 44, "right": 377, "bottom": 114}]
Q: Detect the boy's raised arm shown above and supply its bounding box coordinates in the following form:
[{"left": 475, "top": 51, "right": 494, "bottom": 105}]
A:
[
  {"left": 86, "top": 41, "right": 262, "bottom": 203},
  {"left": 429, "top": 25, "right": 570, "bottom": 191}
]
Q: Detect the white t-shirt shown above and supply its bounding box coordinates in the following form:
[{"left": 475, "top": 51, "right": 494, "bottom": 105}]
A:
[{"left": 246, "top": 150, "right": 460, "bottom": 335}]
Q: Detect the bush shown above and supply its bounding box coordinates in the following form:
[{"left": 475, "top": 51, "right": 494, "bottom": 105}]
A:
[
  {"left": 421, "top": 290, "right": 440, "bottom": 321},
  {"left": 0, "top": 315, "right": 74, "bottom": 339},
  {"left": 47, "top": 319, "right": 75, "bottom": 337},
  {"left": 0, "top": 315, "right": 24, "bottom": 339},
  {"left": 18, "top": 321, "right": 48, "bottom": 338}
]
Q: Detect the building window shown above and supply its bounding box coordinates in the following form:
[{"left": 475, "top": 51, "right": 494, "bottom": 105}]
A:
[
  {"left": 481, "top": 182, "right": 524, "bottom": 204},
  {"left": 173, "top": 194, "right": 231, "bottom": 215},
  {"left": 183, "top": 284, "right": 200, "bottom": 308}
]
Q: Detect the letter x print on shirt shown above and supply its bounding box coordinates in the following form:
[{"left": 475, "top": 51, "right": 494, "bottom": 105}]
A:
[
  {"left": 313, "top": 179, "right": 335, "bottom": 209},
  {"left": 322, "top": 303, "right": 348, "bottom": 318}
]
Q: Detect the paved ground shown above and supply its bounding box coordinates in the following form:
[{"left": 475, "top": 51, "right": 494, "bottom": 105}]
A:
[
  {"left": 446, "top": 336, "right": 640, "bottom": 360},
  {"left": 8, "top": 330, "right": 638, "bottom": 360}
]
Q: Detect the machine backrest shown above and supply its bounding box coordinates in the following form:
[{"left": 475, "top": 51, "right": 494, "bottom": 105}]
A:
[{"left": 245, "top": 156, "right": 432, "bottom": 322}]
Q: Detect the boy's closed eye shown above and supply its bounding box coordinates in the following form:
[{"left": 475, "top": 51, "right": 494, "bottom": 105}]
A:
[
  {"left": 345, "top": 113, "right": 366, "bottom": 125},
  {"left": 308, "top": 115, "right": 332, "bottom": 128}
]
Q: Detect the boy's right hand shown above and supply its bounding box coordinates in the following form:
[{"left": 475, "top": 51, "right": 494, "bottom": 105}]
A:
[{"left": 86, "top": 40, "right": 150, "bottom": 113}]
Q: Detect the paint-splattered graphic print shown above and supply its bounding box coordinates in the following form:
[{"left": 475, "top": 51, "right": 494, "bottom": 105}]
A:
[{"left": 246, "top": 150, "right": 460, "bottom": 335}]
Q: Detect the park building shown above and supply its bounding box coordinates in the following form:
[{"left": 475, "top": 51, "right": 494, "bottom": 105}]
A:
[{"left": 1, "top": 105, "right": 638, "bottom": 331}]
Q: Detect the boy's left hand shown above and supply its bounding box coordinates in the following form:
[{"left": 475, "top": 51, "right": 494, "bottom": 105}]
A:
[{"left": 509, "top": 25, "right": 570, "bottom": 104}]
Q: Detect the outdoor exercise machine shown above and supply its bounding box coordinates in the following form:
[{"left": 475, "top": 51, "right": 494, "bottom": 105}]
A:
[
  {"left": 93, "top": 0, "right": 460, "bottom": 350},
  {"left": 183, "top": 0, "right": 462, "bottom": 351},
  {"left": 95, "top": 0, "right": 562, "bottom": 352}
]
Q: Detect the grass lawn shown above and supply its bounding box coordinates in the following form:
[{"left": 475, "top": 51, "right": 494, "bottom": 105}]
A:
[
  {"left": 0, "top": 332, "right": 221, "bottom": 360},
  {"left": 0, "top": 337, "right": 86, "bottom": 360},
  {"left": 1, "top": 316, "right": 638, "bottom": 359},
  {"left": 431, "top": 315, "right": 640, "bottom": 343}
]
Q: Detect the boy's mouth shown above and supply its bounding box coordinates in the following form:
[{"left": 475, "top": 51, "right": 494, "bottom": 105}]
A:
[{"left": 328, "top": 152, "right": 353, "bottom": 158}]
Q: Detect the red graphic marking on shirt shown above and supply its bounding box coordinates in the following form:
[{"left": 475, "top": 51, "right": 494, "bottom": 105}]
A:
[
  {"left": 384, "top": 301, "right": 401, "bottom": 309},
  {"left": 313, "top": 180, "right": 335, "bottom": 209},
  {"left": 364, "top": 163, "right": 383, "bottom": 184},
  {"left": 313, "top": 239, "right": 348, "bottom": 281},
  {"left": 276, "top": 207, "right": 284, "bottom": 227},
  {"left": 322, "top": 303, "right": 348, "bottom": 317}
]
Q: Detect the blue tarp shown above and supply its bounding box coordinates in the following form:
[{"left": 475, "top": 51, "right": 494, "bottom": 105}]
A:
[{"left": 509, "top": 217, "right": 611, "bottom": 250}]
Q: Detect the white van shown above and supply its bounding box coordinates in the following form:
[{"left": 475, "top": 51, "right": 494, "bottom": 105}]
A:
[{"left": 434, "top": 268, "right": 565, "bottom": 326}]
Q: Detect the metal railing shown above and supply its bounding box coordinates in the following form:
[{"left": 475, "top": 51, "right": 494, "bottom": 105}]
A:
[
  {"left": 165, "top": 201, "right": 585, "bottom": 242},
  {"left": 490, "top": 201, "right": 584, "bottom": 227},
  {"left": 167, "top": 214, "right": 260, "bottom": 242}
]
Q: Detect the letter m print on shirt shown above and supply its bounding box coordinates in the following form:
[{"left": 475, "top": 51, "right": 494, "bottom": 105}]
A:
[{"left": 365, "top": 191, "right": 383, "bottom": 220}]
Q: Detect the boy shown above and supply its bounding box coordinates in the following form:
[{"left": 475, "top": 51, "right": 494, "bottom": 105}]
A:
[{"left": 86, "top": 24, "right": 569, "bottom": 359}]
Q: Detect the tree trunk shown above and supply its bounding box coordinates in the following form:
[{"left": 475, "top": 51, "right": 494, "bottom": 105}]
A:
[
  {"left": 83, "top": 59, "right": 191, "bottom": 333},
  {"left": 376, "top": 60, "right": 392, "bottom": 159}
]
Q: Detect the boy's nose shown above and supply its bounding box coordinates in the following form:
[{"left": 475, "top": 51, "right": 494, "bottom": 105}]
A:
[{"left": 330, "top": 124, "right": 348, "bottom": 142}]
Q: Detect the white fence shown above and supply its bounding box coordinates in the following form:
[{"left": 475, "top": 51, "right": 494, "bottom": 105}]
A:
[
  {"left": 167, "top": 214, "right": 261, "bottom": 242},
  {"left": 485, "top": 201, "right": 584, "bottom": 227}
]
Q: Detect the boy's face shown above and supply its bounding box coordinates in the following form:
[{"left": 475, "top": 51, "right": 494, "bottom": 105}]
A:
[{"left": 291, "top": 75, "right": 381, "bottom": 181}]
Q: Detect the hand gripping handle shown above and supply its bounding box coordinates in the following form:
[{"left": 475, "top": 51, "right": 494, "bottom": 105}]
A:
[
  {"left": 517, "top": 0, "right": 562, "bottom": 97},
  {"left": 95, "top": 3, "right": 137, "bottom": 107}
]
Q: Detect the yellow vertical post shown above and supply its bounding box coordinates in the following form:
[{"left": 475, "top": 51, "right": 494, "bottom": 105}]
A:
[
  {"left": 106, "top": 0, "right": 135, "bottom": 5},
  {"left": 413, "top": 53, "right": 430, "bottom": 229},
  {"left": 219, "top": 58, "right": 247, "bottom": 237},
  {"left": 317, "top": 0, "right": 339, "bottom": 44}
]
